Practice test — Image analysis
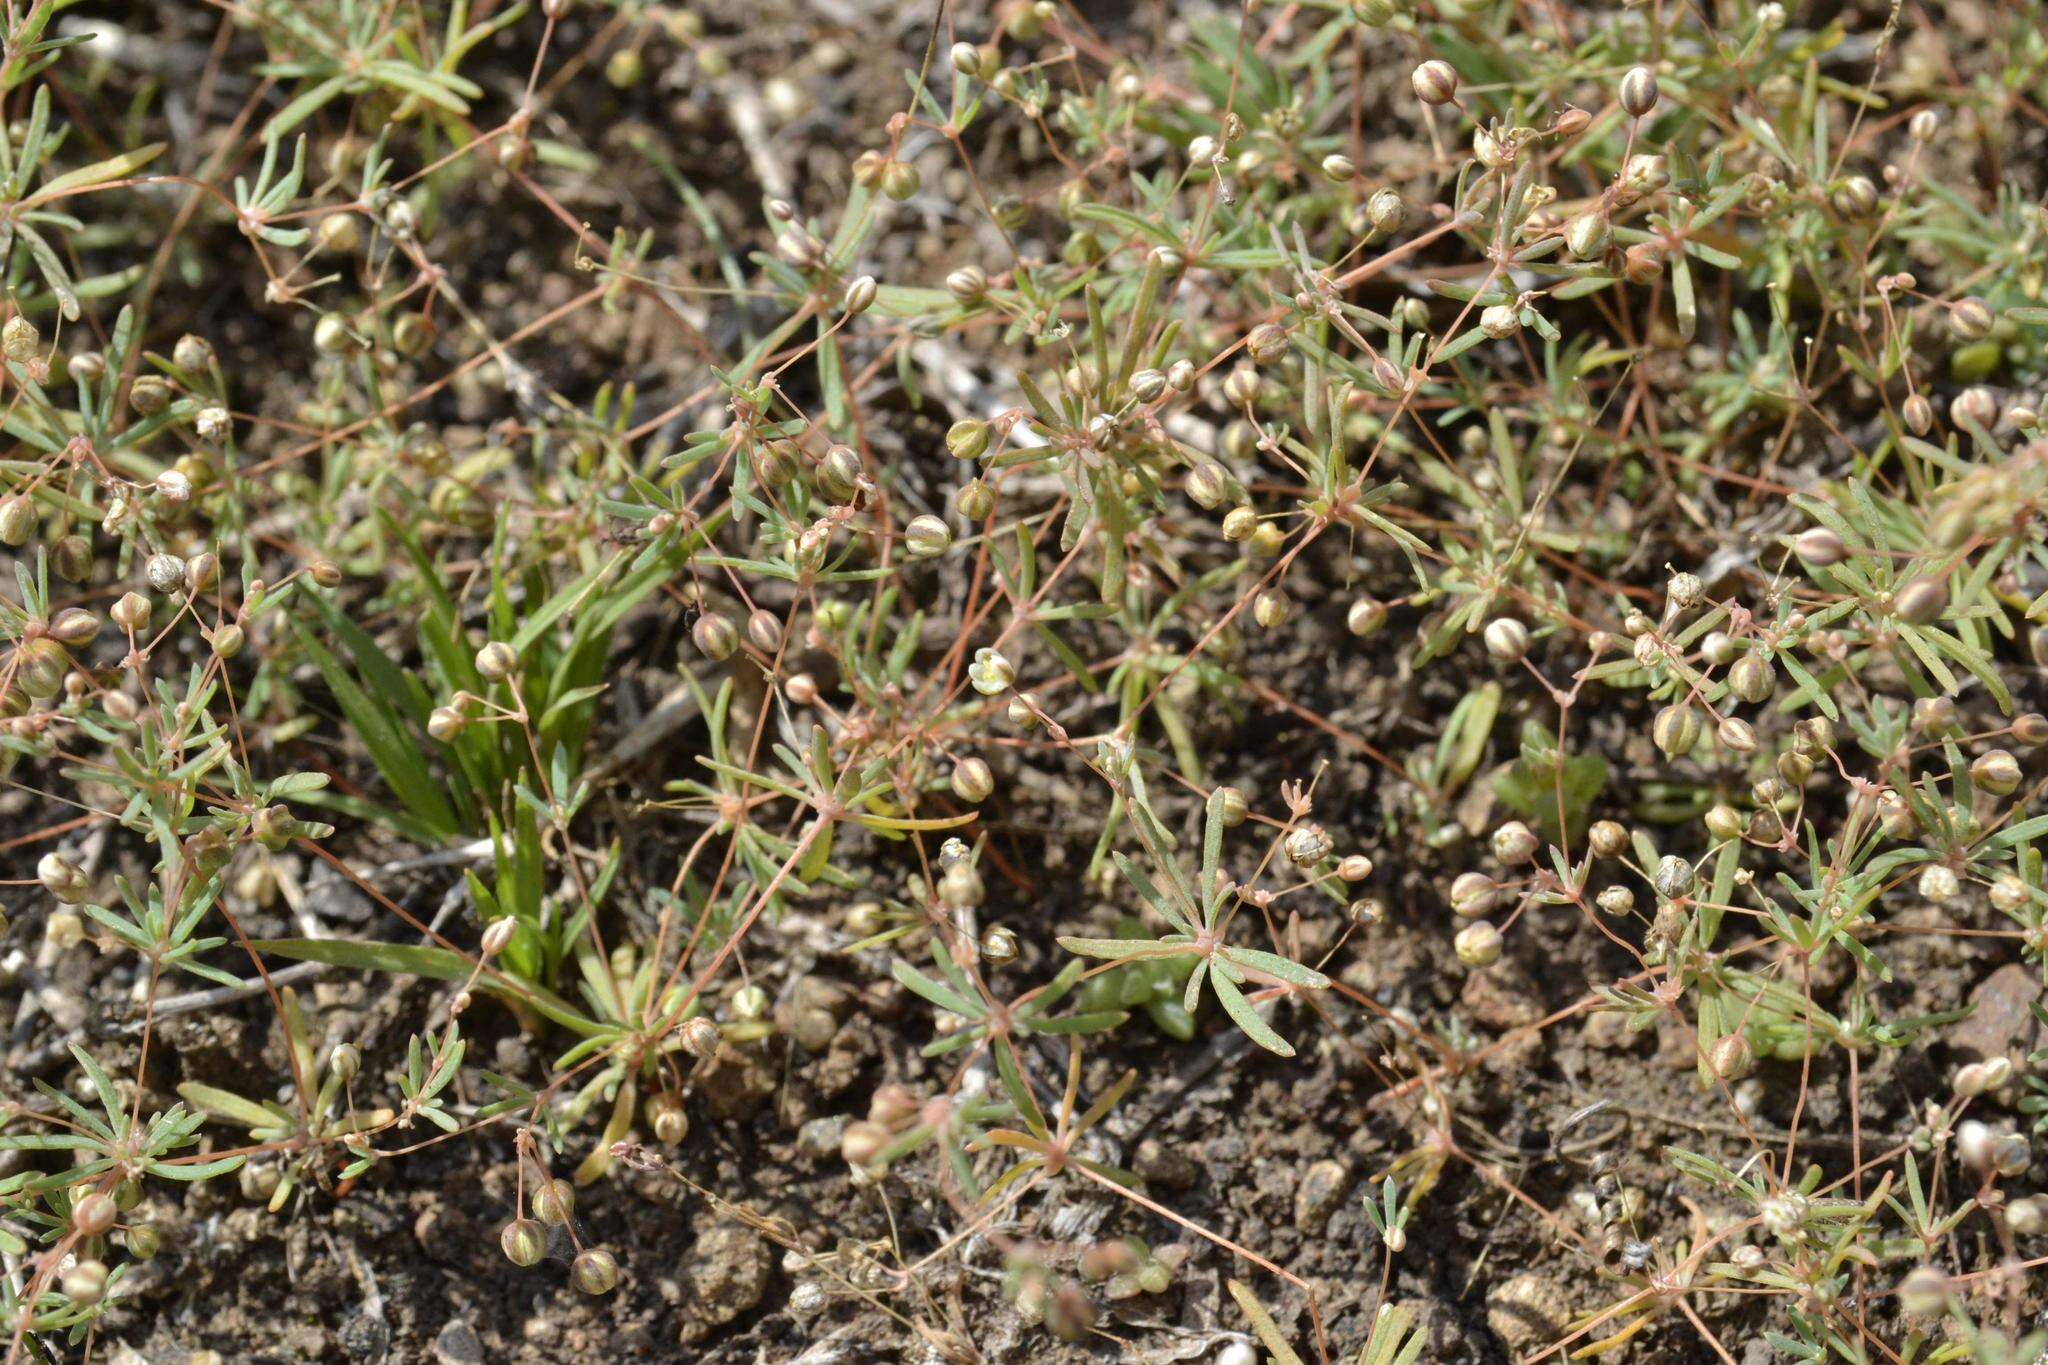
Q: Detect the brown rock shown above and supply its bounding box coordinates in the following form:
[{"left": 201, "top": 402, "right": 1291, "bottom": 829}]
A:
[
  {"left": 1293, "top": 1158, "right": 1351, "bottom": 1232},
  {"left": 1947, "top": 963, "right": 2042, "bottom": 1063},
  {"left": 1485, "top": 1272, "right": 1570, "bottom": 1354}
]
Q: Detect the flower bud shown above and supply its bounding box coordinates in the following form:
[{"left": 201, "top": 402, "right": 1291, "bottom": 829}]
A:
[
  {"left": 532, "top": 1178, "right": 575, "bottom": 1226},
  {"left": 842, "top": 275, "right": 878, "bottom": 315}
]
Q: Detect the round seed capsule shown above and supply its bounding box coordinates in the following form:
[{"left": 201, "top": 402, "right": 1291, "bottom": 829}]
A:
[
  {"left": 1411, "top": 60, "right": 1459, "bottom": 106},
  {"left": 904, "top": 514, "right": 952, "bottom": 558},
  {"left": 1892, "top": 577, "right": 1947, "bottom": 625},
  {"left": 1618, "top": 66, "right": 1659, "bottom": 118},
  {"left": 532, "top": 1178, "right": 575, "bottom": 1226},
  {"left": 951, "top": 756, "right": 994, "bottom": 803},
  {"left": 501, "top": 1218, "right": 545, "bottom": 1266},
  {"left": 572, "top": 1247, "right": 620, "bottom": 1295},
  {"left": 1347, "top": 598, "right": 1388, "bottom": 637},
  {"left": 1454, "top": 920, "right": 1503, "bottom": 968},
  {"left": 1483, "top": 618, "right": 1529, "bottom": 662}
]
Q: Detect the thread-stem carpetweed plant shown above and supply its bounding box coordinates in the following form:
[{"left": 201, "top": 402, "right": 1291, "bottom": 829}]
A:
[{"left": 4, "top": 0, "right": 2048, "bottom": 1358}]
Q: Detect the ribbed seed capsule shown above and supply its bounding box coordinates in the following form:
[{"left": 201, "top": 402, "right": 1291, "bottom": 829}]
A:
[
  {"left": 1411, "top": 60, "right": 1459, "bottom": 106},
  {"left": 1454, "top": 920, "right": 1502, "bottom": 967},
  {"left": 1948, "top": 296, "right": 1994, "bottom": 342},
  {"left": 1618, "top": 66, "right": 1659, "bottom": 118},
  {"left": 1791, "top": 527, "right": 1846, "bottom": 565},
  {"left": 1971, "top": 749, "right": 2022, "bottom": 796},
  {"left": 692, "top": 612, "right": 738, "bottom": 661},
  {"left": 501, "top": 1218, "right": 545, "bottom": 1267},
  {"left": 532, "top": 1178, "right": 575, "bottom": 1226},
  {"left": 1727, "top": 654, "right": 1774, "bottom": 704},
  {"left": 904, "top": 514, "right": 952, "bottom": 558},
  {"left": 945, "top": 418, "right": 989, "bottom": 461},
  {"left": 1347, "top": 598, "right": 1388, "bottom": 637},
  {"left": 1483, "top": 618, "right": 1529, "bottom": 662},
  {"left": 1708, "top": 1033, "right": 1754, "bottom": 1081},
  {"left": 1892, "top": 577, "right": 1947, "bottom": 625},
  {"left": 951, "top": 756, "right": 994, "bottom": 803},
  {"left": 0, "top": 495, "right": 32, "bottom": 545},
  {"left": 1653, "top": 702, "right": 1701, "bottom": 757},
  {"left": 573, "top": 1248, "right": 620, "bottom": 1295}
]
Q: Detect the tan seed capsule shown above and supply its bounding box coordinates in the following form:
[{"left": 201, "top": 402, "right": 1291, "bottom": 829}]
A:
[
  {"left": 475, "top": 641, "right": 518, "bottom": 680},
  {"left": 1717, "top": 717, "right": 1757, "bottom": 753},
  {"left": 904, "top": 514, "right": 952, "bottom": 558},
  {"left": 1449, "top": 870, "right": 1501, "bottom": 918},
  {"left": 1411, "top": 60, "right": 1459, "bottom": 106},
  {"left": 1347, "top": 598, "right": 1388, "bottom": 637},
  {"left": 979, "top": 923, "right": 1018, "bottom": 966},
  {"left": 945, "top": 418, "right": 990, "bottom": 461},
  {"left": 110, "top": 592, "right": 153, "bottom": 633},
  {"left": 692, "top": 612, "right": 738, "bottom": 661},
  {"left": 531, "top": 1179, "right": 575, "bottom": 1226},
  {"left": 1892, "top": 577, "right": 1947, "bottom": 625},
  {"left": 1708, "top": 1033, "right": 1754, "bottom": 1081},
  {"left": 1652, "top": 702, "right": 1700, "bottom": 757},
  {"left": 1454, "top": 920, "right": 1503, "bottom": 968},
  {"left": 572, "top": 1248, "right": 619, "bottom": 1295},
  {"left": 1618, "top": 66, "right": 1659, "bottom": 118},
  {"left": 1483, "top": 618, "right": 1529, "bottom": 662},
  {"left": 945, "top": 265, "right": 987, "bottom": 304},
  {"left": 1791, "top": 527, "right": 1846, "bottom": 565},
  {"left": 501, "top": 1218, "right": 545, "bottom": 1267},
  {"left": 73, "top": 1191, "right": 118, "bottom": 1238},
  {"left": 0, "top": 494, "right": 32, "bottom": 545},
  {"left": 1902, "top": 393, "right": 1933, "bottom": 434},
  {"left": 951, "top": 756, "right": 994, "bottom": 803},
  {"left": 1948, "top": 296, "right": 1994, "bottom": 342},
  {"left": 1588, "top": 820, "right": 1629, "bottom": 859},
  {"left": 679, "top": 1015, "right": 722, "bottom": 1060},
  {"left": 1971, "top": 748, "right": 2022, "bottom": 796}
]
